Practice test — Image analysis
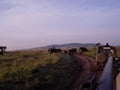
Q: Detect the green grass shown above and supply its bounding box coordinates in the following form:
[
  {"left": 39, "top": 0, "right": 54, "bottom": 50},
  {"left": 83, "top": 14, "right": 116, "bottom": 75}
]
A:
[
  {"left": 84, "top": 47, "right": 97, "bottom": 58},
  {"left": 84, "top": 46, "right": 120, "bottom": 58},
  {"left": 0, "top": 50, "right": 77, "bottom": 90},
  {"left": 0, "top": 46, "right": 119, "bottom": 90}
]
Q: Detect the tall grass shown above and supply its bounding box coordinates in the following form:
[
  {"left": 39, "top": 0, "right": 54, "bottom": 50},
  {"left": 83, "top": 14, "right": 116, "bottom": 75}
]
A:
[
  {"left": 84, "top": 46, "right": 120, "bottom": 58},
  {"left": 84, "top": 47, "right": 97, "bottom": 58},
  {"left": 0, "top": 50, "right": 76, "bottom": 90}
]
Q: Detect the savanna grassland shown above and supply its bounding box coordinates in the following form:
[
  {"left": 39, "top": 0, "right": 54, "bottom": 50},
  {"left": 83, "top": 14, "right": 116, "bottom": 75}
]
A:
[
  {"left": 0, "top": 50, "right": 80, "bottom": 90},
  {"left": 84, "top": 46, "right": 120, "bottom": 57},
  {"left": 0, "top": 46, "right": 120, "bottom": 90}
]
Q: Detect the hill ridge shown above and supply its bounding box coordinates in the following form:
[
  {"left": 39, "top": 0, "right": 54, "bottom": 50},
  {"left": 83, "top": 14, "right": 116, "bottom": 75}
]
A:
[{"left": 28, "top": 43, "right": 96, "bottom": 50}]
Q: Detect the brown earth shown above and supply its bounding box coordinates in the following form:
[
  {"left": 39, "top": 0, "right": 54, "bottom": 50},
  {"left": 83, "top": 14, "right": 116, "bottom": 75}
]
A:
[{"left": 69, "top": 54, "right": 97, "bottom": 90}]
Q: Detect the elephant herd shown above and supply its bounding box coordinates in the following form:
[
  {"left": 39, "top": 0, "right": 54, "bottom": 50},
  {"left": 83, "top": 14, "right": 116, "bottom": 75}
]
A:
[
  {"left": 48, "top": 48, "right": 62, "bottom": 53},
  {"left": 0, "top": 46, "right": 7, "bottom": 55},
  {"left": 48, "top": 47, "right": 88, "bottom": 55},
  {"left": 0, "top": 46, "right": 88, "bottom": 55}
]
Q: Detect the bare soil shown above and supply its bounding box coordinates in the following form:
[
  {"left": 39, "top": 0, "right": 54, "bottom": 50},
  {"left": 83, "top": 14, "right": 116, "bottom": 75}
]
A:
[{"left": 69, "top": 54, "right": 97, "bottom": 90}]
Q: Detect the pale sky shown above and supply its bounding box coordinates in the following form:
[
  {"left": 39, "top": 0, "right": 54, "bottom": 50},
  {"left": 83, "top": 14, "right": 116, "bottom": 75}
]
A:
[{"left": 0, "top": 0, "right": 120, "bottom": 50}]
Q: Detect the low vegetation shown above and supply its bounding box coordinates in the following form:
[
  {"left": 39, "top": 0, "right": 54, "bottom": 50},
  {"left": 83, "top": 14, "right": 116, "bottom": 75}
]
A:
[
  {"left": 0, "top": 50, "right": 78, "bottom": 90},
  {"left": 84, "top": 46, "right": 120, "bottom": 57},
  {"left": 84, "top": 47, "right": 97, "bottom": 58},
  {"left": 0, "top": 46, "right": 120, "bottom": 90}
]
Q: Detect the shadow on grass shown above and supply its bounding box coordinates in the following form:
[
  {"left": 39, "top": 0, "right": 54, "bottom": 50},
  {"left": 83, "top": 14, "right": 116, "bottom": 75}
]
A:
[{"left": 0, "top": 55, "right": 78, "bottom": 90}]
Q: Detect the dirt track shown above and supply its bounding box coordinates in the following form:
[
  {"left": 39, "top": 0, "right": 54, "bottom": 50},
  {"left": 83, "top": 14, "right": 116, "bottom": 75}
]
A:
[{"left": 69, "top": 54, "right": 97, "bottom": 90}]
